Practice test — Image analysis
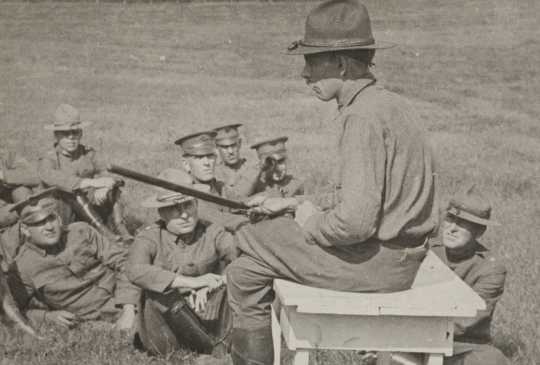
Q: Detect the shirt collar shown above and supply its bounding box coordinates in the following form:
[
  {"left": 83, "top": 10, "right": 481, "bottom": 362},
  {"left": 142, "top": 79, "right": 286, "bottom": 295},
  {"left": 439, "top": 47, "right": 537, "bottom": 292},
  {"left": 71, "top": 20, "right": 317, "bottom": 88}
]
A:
[
  {"left": 337, "top": 76, "right": 376, "bottom": 110},
  {"left": 55, "top": 144, "right": 82, "bottom": 159}
]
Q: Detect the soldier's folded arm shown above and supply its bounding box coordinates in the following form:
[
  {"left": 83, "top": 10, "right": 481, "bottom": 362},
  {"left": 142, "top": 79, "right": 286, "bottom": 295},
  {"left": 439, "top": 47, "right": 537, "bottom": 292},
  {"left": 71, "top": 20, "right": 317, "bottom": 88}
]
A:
[
  {"left": 454, "top": 265, "right": 507, "bottom": 336},
  {"left": 303, "top": 114, "right": 385, "bottom": 247},
  {"left": 37, "top": 156, "right": 83, "bottom": 192}
]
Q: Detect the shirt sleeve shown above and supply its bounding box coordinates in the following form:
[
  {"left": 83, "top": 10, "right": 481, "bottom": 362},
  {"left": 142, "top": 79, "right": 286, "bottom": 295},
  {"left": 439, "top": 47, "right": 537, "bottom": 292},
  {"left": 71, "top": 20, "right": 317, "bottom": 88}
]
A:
[
  {"left": 38, "top": 154, "right": 83, "bottom": 192},
  {"left": 303, "top": 114, "right": 385, "bottom": 247},
  {"left": 214, "top": 229, "right": 239, "bottom": 266},
  {"left": 87, "top": 226, "right": 128, "bottom": 272},
  {"left": 454, "top": 264, "right": 507, "bottom": 337},
  {"left": 126, "top": 232, "right": 177, "bottom": 293}
]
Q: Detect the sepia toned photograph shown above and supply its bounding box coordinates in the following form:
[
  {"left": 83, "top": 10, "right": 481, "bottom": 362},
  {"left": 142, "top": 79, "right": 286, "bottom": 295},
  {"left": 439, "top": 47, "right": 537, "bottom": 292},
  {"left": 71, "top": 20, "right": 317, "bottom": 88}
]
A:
[{"left": 0, "top": 0, "right": 537, "bottom": 364}]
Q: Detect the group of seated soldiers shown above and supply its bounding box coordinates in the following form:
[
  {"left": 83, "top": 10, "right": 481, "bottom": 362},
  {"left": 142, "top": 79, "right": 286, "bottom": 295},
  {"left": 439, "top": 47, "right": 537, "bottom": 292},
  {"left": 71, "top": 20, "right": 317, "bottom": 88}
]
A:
[{"left": 0, "top": 103, "right": 508, "bottom": 365}]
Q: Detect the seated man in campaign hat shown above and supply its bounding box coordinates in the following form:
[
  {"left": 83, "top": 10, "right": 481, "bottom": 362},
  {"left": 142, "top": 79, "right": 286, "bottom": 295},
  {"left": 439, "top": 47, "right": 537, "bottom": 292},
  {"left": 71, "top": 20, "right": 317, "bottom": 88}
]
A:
[
  {"left": 38, "top": 104, "right": 130, "bottom": 240},
  {"left": 226, "top": 1, "right": 438, "bottom": 364},
  {"left": 213, "top": 124, "right": 259, "bottom": 200},
  {"left": 249, "top": 136, "right": 304, "bottom": 199},
  {"left": 126, "top": 169, "right": 237, "bottom": 357},
  {"left": 431, "top": 186, "right": 508, "bottom": 365},
  {"left": 0, "top": 147, "right": 40, "bottom": 229},
  {"left": 6, "top": 188, "right": 138, "bottom": 332},
  {"left": 174, "top": 130, "right": 248, "bottom": 229}
]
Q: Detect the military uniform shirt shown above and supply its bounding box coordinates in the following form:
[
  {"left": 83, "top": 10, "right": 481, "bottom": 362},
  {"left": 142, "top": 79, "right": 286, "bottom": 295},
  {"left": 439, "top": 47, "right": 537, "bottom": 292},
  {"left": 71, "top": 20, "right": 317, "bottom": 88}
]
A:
[
  {"left": 431, "top": 242, "right": 506, "bottom": 343},
  {"left": 303, "top": 78, "right": 439, "bottom": 248},
  {"left": 252, "top": 174, "right": 304, "bottom": 199},
  {"left": 38, "top": 144, "right": 107, "bottom": 192},
  {"left": 126, "top": 221, "right": 237, "bottom": 293},
  {"left": 14, "top": 222, "right": 138, "bottom": 319},
  {"left": 215, "top": 158, "right": 260, "bottom": 199}
]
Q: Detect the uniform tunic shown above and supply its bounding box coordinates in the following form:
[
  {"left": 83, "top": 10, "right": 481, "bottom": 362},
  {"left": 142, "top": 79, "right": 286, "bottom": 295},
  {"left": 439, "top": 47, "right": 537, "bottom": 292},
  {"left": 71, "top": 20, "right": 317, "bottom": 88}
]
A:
[
  {"left": 126, "top": 220, "right": 238, "bottom": 355},
  {"left": 227, "top": 78, "right": 439, "bottom": 330},
  {"left": 215, "top": 158, "right": 260, "bottom": 199},
  {"left": 38, "top": 144, "right": 106, "bottom": 193},
  {"left": 13, "top": 222, "right": 138, "bottom": 320},
  {"left": 251, "top": 174, "right": 304, "bottom": 198},
  {"left": 431, "top": 242, "right": 507, "bottom": 344},
  {"left": 126, "top": 220, "right": 237, "bottom": 292}
]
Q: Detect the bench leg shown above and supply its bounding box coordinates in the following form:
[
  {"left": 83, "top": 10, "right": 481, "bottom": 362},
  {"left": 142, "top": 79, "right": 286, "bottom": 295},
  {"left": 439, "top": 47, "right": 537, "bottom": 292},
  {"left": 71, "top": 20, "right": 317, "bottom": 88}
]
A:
[
  {"left": 271, "top": 306, "right": 282, "bottom": 365},
  {"left": 293, "top": 350, "right": 309, "bottom": 365},
  {"left": 424, "top": 353, "right": 443, "bottom": 365}
]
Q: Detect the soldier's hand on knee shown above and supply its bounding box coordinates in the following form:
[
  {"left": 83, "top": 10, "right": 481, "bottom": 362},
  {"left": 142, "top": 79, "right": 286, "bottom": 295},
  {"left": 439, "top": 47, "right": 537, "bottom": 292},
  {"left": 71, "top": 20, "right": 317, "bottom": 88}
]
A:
[
  {"left": 93, "top": 187, "right": 109, "bottom": 205},
  {"left": 45, "top": 310, "right": 78, "bottom": 329},
  {"left": 200, "top": 273, "right": 225, "bottom": 291}
]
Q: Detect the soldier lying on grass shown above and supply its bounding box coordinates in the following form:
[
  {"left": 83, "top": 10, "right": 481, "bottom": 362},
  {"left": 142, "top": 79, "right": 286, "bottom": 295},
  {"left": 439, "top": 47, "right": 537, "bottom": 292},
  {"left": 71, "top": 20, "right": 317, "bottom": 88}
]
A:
[
  {"left": 126, "top": 169, "right": 238, "bottom": 358},
  {"left": 4, "top": 188, "right": 138, "bottom": 332}
]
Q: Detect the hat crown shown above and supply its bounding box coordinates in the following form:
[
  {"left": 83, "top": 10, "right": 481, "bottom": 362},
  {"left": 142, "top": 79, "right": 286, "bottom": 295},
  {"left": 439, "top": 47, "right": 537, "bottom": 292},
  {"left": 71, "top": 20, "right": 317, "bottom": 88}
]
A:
[
  {"left": 54, "top": 104, "right": 81, "bottom": 125},
  {"left": 302, "top": 0, "right": 374, "bottom": 47},
  {"left": 448, "top": 186, "right": 492, "bottom": 221}
]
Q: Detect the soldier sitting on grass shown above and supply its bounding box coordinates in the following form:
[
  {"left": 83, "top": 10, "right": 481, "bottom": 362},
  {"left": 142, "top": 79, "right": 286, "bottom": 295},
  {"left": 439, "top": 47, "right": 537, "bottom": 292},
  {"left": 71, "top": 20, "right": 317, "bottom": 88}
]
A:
[
  {"left": 6, "top": 188, "right": 138, "bottom": 332},
  {"left": 126, "top": 169, "right": 237, "bottom": 358},
  {"left": 431, "top": 186, "right": 509, "bottom": 365},
  {"left": 38, "top": 104, "right": 131, "bottom": 240}
]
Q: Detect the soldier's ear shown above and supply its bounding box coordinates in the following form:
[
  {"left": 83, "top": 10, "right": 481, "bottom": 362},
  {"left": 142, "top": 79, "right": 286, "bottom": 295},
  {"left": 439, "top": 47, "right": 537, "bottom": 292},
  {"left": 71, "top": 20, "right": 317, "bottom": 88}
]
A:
[{"left": 181, "top": 157, "right": 191, "bottom": 173}]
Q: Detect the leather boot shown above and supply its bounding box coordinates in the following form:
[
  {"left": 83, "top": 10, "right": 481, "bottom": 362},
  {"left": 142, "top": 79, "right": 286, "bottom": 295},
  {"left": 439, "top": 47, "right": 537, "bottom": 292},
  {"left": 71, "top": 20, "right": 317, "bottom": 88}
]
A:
[{"left": 230, "top": 327, "right": 273, "bottom": 365}]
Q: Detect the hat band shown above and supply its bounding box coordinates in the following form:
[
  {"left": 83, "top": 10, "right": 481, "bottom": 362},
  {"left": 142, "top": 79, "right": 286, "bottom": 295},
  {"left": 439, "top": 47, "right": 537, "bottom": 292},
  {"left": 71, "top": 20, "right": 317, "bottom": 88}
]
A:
[
  {"left": 299, "top": 37, "right": 375, "bottom": 48},
  {"left": 157, "top": 193, "right": 188, "bottom": 203}
]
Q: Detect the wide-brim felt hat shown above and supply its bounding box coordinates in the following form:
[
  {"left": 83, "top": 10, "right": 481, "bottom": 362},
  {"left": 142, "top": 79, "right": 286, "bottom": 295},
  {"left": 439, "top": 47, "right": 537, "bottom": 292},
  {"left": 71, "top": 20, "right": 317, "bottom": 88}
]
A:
[
  {"left": 286, "top": 0, "right": 395, "bottom": 55},
  {"left": 44, "top": 103, "right": 93, "bottom": 131},
  {"left": 141, "top": 168, "right": 202, "bottom": 209},
  {"left": 446, "top": 185, "right": 500, "bottom": 227}
]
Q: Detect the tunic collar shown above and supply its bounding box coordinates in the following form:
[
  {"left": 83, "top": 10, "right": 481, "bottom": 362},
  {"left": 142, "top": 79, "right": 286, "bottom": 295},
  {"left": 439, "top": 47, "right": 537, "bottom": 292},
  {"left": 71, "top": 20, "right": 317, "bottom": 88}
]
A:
[
  {"left": 337, "top": 76, "right": 376, "bottom": 110},
  {"left": 55, "top": 143, "right": 83, "bottom": 160}
]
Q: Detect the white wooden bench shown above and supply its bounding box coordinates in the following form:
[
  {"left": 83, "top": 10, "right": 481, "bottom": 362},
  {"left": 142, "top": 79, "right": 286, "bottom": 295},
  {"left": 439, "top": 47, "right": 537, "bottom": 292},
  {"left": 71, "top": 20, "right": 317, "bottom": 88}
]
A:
[{"left": 271, "top": 250, "right": 485, "bottom": 365}]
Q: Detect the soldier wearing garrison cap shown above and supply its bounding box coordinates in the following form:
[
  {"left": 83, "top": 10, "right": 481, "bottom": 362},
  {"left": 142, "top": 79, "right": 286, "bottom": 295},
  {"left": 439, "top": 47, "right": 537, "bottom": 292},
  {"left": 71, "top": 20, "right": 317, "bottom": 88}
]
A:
[
  {"left": 213, "top": 124, "right": 259, "bottom": 199},
  {"left": 431, "top": 186, "right": 508, "bottom": 365},
  {"left": 5, "top": 188, "right": 139, "bottom": 332},
  {"left": 174, "top": 131, "right": 247, "bottom": 230},
  {"left": 226, "top": 1, "right": 438, "bottom": 363},
  {"left": 126, "top": 169, "right": 237, "bottom": 357},
  {"left": 38, "top": 104, "right": 131, "bottom": 240},
  {"left": 250, "top": 136, "right": 304, "bottom": 199}
]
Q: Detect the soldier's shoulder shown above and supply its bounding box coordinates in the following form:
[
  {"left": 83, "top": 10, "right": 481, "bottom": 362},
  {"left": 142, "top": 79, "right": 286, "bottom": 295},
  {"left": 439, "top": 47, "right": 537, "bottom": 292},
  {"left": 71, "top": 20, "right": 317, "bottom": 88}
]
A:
[
  {"left": 475, "top": 244, "right": 507, "bottom": 275},
  {"left": 134, "top": 223, "right": 163, "bottom": 241},
  {"left": 41, "top": 149, "right": 58, "bottom": 160},
  {"left": 198, "top": 219, "right": 226, "bottom": 237}
]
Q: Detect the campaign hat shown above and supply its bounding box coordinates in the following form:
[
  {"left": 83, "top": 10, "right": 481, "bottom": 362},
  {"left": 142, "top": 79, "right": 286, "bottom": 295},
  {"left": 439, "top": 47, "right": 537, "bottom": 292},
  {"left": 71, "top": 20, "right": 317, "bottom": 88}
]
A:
[
  {"left": 213, "top": 124, "right": 243, "bottom": 146},
  {"left": 44, "top": 104, "right": 92, "bottom": 131},
  {"left": 174, "top": 131, "right": 217, "bottom": 156},
  {"left": 9, "top": 187, "right": 58, "bottom": 225},
  {"left": 286, "top": 0, "right": 394, "bottom": 55},
  {"left": 446, "top": 186, "right": 500, "bottom": 227}
]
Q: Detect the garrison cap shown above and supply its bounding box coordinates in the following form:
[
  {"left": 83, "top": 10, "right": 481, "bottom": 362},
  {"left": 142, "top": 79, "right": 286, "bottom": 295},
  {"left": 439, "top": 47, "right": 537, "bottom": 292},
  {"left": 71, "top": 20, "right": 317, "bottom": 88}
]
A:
[
  {"left": 44, "top": 104, "right": 92, "bottom": 131},
  {"left": 250, "top": 136, "right": 288, "bottom": 161},
  {"left": 9, "top": 187, "right": 58, "bottom": 225},
  {"left": 446, "top": 185, "right": 500, "bottom": 227},
  {"left": 174, "top": 131, "right": 217, "bottom": 156},
  {"left": 142, "top": 168, "right": 208, "bottom": 208},
  {"left": 213, "top": 124, "right": 243, "bottom": 146}
]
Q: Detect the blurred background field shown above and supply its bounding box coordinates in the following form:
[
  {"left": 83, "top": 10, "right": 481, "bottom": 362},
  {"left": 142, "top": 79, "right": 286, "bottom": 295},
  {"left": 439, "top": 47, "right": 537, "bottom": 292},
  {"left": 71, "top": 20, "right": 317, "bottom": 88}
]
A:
[{"left": 0, "top": 0, "right": 539, "bottom": 364}]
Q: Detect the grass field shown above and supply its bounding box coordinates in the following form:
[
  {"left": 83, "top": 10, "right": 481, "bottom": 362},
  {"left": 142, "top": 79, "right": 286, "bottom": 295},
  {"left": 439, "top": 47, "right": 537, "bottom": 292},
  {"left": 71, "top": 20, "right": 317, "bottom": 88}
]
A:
[{"left": 1, "top": 0, "right": 539, "bottom": 364}]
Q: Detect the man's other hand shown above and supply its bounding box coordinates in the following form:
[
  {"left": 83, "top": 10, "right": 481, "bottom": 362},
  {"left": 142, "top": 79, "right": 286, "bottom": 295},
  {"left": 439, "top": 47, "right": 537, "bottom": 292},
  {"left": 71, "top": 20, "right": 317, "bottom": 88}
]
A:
[
  {"left": 295, "top": 200, "right": 320, "bottom": 228},
  {"left": 44, "top": 310, "right": 78, "bottom": 328}
]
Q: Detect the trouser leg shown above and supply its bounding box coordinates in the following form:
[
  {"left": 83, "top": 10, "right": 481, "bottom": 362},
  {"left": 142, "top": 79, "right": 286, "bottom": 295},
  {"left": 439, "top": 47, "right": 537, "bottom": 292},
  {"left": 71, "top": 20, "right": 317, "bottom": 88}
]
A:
[
  {"left": 227, "top": 255, "right": 278, "bottom": 365},
  {"left": 444, "top": 344, "right": 509, "bottom": 365}
]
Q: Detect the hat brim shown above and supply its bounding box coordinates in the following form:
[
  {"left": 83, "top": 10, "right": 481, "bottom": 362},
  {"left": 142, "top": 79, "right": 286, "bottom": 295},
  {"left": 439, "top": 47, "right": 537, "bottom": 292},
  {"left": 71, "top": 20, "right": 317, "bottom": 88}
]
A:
[
  {"left": 447, "top": 210, "right": 500, "bottom": 227},
  {"left": 141, "top": 194, "right": 195, "bottom": 209},
  {"left": 286, "top": 40, "right": 396, "bottom": 55},
  {"left": 44, "top": 121, "right": 92, "bottom": 131}
]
